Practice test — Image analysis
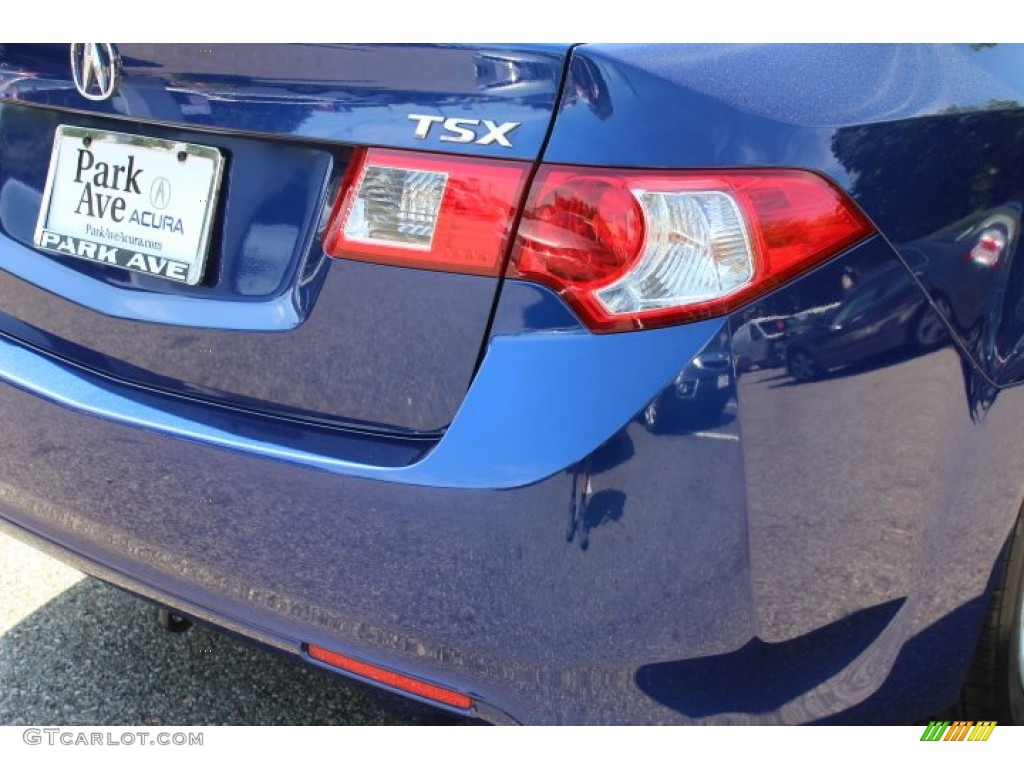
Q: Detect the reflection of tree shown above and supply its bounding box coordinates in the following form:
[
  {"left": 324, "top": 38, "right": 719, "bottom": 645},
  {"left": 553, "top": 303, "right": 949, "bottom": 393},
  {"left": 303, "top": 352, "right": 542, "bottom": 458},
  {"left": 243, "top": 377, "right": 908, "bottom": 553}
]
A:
[
  {"left": 832, "top": 106, "right": 1024, "bottom": 242},
  {"left": 566, "top": 431, "right": 633, "bottom": 551},
  {"left": 165, "top": 78, "right": 313, "bottom": 136},
  {"left": 833, "top": 101, "right": 1024, "bottom": 378},
  {"left": 942, "top": 99, "right": 1021, "bottom": 114},
  {"left": 562, "top": 56, "right": 613, "bottom": 121}
]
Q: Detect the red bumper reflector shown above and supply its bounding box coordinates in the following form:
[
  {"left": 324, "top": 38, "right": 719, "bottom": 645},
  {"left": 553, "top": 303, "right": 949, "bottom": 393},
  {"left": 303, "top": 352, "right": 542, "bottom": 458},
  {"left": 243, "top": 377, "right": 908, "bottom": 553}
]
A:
[{"left": 307, "top": 644, "right": 473, "bottom": 710}]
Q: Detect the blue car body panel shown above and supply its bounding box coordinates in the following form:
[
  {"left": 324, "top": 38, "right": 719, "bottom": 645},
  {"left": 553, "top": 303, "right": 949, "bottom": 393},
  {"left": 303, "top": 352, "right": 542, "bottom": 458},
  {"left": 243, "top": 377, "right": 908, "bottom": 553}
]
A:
[
  {"left": 0, "top": 43, "right": 1023, "bottom": 724},
  {"left": 1, "top": 43, "right": 569, "bottom": 160},
  {"left": 0, "top": 44, "right": 560, "bottom": 432}
]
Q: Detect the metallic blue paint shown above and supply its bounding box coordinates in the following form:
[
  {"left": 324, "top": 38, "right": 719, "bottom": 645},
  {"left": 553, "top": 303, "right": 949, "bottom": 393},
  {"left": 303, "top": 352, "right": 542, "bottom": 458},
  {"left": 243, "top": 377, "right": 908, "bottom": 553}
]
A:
[
  {"left": 546, "top": 44, "right": 1024, "bottom": 173},
  {"left": 0, "top": 44, "right": 569, "bottom": 161},
  {"left": 0, "top": 283, "right": 722, "bottom": 489},
  {"left": 0, "top": 99, "right": 506, "bottom": 433},
  {"left": 0, "top": 43, "right": 1023, "bottom": 724}
]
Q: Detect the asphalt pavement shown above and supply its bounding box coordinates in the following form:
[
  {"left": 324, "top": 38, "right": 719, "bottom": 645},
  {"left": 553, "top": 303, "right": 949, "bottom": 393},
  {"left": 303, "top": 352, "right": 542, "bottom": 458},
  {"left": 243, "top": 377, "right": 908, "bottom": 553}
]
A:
[{"left": 0, "top": 533, "right": 451, "bottom": 725}]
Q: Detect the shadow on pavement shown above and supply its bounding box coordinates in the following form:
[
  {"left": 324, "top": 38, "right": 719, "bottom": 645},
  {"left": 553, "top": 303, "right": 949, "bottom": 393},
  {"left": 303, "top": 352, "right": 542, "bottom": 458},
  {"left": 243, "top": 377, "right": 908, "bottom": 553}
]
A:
[{"left": 0, "top": 577, "right": 461, "bottom": 725}]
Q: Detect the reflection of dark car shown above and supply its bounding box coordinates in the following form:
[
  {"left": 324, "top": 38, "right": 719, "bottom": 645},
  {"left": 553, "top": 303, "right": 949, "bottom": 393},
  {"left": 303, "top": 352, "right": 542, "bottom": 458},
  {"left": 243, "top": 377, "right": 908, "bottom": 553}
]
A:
[
  {"left": 642, "top": 341, "right": 732, "bottom": 432},
  {"left": 785, "top": 265, "right": 948, "bottom": 382},
  {"left": 900, "top": 203, "right": 1019, "bottom": 337}
]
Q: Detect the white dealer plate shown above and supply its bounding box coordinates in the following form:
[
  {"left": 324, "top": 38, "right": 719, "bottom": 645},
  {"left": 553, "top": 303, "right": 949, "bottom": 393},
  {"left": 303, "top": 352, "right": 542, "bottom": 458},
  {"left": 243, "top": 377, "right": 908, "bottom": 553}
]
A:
[{"left": 34, "top": 125, "right": 224, "bottom": 285}]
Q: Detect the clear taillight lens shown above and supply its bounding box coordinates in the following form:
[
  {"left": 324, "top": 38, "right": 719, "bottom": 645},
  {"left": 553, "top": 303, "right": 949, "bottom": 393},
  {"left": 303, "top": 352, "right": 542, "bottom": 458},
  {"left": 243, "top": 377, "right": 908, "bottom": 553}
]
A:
[
  {"left": 597, "top": 189, "right": 754, "bottom": 314},
  {"left": 343, "top": 165, "right": 448, "bottom": 249},
  {"left": 508, "top": 167, "right": 874, "bottom": 332},
  {"left": 324, "top": 148, "right": 530, "bottom": 276}
]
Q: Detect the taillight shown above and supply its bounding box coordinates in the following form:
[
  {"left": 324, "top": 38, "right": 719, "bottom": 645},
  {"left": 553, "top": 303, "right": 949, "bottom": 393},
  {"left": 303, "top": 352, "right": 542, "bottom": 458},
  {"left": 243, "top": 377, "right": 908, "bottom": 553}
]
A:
[
  {"left": 325, "top": 151, "right": 874, "bottom": 332},
  {"left": 508, "top": 167, "right": 874, "bottom": 332},
  {"left": 324, "top": 148, "right": 530, "bottom": 276}
]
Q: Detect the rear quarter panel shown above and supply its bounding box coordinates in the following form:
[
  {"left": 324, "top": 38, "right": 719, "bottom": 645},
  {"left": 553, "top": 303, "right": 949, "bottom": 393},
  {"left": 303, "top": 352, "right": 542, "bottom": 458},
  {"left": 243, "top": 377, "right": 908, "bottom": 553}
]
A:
[{"left": 542, "top": 43, "right": 1024, "bottom": 719}]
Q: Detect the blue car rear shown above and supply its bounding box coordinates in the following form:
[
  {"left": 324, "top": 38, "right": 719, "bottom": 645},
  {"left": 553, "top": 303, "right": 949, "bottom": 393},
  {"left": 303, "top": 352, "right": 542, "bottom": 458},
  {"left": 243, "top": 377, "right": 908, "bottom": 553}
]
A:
[{"left": 1, "top": 43, "right": 1024, "bottom": 724}]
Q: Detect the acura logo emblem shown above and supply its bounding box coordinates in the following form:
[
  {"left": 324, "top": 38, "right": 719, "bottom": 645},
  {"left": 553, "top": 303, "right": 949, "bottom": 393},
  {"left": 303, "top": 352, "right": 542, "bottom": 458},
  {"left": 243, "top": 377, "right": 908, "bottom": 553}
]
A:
[
  {"left": 70, "top": 43, "right": 120, "bottom": 102},
  {"left": 150, "top": 177, "right": 172, "bottom": 210}
]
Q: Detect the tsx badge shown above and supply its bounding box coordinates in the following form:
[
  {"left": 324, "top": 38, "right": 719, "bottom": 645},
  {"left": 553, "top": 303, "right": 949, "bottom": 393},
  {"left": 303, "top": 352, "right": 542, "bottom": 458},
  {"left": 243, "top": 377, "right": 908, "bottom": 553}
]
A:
[{"left": 408, "top": 114, "right": 520, "bottom": 147}]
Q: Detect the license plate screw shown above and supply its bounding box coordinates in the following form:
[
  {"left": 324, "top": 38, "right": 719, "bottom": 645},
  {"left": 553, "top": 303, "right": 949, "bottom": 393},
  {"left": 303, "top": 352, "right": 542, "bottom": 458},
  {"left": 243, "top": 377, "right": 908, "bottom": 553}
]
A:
[
  {"left": 82, "top": 136, "right": 92, "bottom": 148},
  {"left": 177, "top": 150, "right": 188, "bottom": 162}
]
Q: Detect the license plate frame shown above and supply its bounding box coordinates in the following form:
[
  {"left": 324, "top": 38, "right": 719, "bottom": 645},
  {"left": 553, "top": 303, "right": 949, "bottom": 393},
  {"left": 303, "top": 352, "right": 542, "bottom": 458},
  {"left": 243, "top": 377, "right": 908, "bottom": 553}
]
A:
[{"left": 33, "top": 125, "right": 225, "bottom": 286}]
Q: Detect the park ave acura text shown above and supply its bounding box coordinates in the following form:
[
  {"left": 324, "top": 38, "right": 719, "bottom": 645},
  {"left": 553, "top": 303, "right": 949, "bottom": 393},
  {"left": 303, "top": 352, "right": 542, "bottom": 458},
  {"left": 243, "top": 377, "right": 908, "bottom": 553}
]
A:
[{"left": 0, "top": 43, "right": 1023, "bottom": 724}]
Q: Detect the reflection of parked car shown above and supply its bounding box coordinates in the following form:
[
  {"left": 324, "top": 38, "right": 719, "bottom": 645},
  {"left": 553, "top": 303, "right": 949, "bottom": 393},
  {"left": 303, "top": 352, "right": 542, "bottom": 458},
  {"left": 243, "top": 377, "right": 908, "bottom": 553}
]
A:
[
  {"left": 900, "top": 203, "right": 1019, "bottom": 336},
  {"left": 643, "top": 339, "right": 732, "bottom": 432},
  {"left": 732, "top": 316, "right": 788, "bottom": 372},
  {"left": 785, "top": 265, "right": 948, "bottom": 382}
]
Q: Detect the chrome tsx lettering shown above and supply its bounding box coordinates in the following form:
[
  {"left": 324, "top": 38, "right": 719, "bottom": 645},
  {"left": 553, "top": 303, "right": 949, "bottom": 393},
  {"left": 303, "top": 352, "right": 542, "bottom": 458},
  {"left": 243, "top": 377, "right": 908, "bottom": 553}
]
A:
[{"left": 408, "top": 114, "right": 520, "bottom": 148}]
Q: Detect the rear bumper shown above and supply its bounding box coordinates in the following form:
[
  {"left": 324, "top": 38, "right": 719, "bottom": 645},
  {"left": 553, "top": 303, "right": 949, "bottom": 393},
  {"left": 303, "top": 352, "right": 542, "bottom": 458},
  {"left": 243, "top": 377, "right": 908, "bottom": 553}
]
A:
[
  {"left": 1, "top": 240, "right": 1023, "bottom": 724},
  {"left": 0, "top": 347, "right": 740, "bottom": 725}
]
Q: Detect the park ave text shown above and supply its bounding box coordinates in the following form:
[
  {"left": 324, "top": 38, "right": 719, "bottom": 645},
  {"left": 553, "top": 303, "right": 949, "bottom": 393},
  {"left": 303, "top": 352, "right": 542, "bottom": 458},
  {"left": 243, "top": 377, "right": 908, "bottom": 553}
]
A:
[
  {"left": 73, "top": 148, "right": 184, "bottom": 234},
  {"left": 37, "top": 231, "right": 189, "bottom": 281}
]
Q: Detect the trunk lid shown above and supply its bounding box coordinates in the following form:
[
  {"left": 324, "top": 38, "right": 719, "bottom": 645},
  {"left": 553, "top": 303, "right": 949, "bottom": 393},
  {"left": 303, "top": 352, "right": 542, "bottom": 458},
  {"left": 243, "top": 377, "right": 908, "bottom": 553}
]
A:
[{"left": 0, "top": 43, "right": 570, "bottom": 434}]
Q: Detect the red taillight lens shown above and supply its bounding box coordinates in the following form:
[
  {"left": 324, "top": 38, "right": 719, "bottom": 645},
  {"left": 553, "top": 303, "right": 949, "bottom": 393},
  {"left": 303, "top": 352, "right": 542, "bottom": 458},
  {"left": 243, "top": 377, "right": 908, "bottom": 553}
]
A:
[
  {"left": 508, "top": 167, "right": 874, "bottom": 332},
  {"left": 307, "top": 644, "right": 473, "bottom": 711},
  {"left": 515, "top": 175, "right": 645, "bottom": 284},
  {"left": 324, "top": 148, "right": 530, "bottom": 276}
]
